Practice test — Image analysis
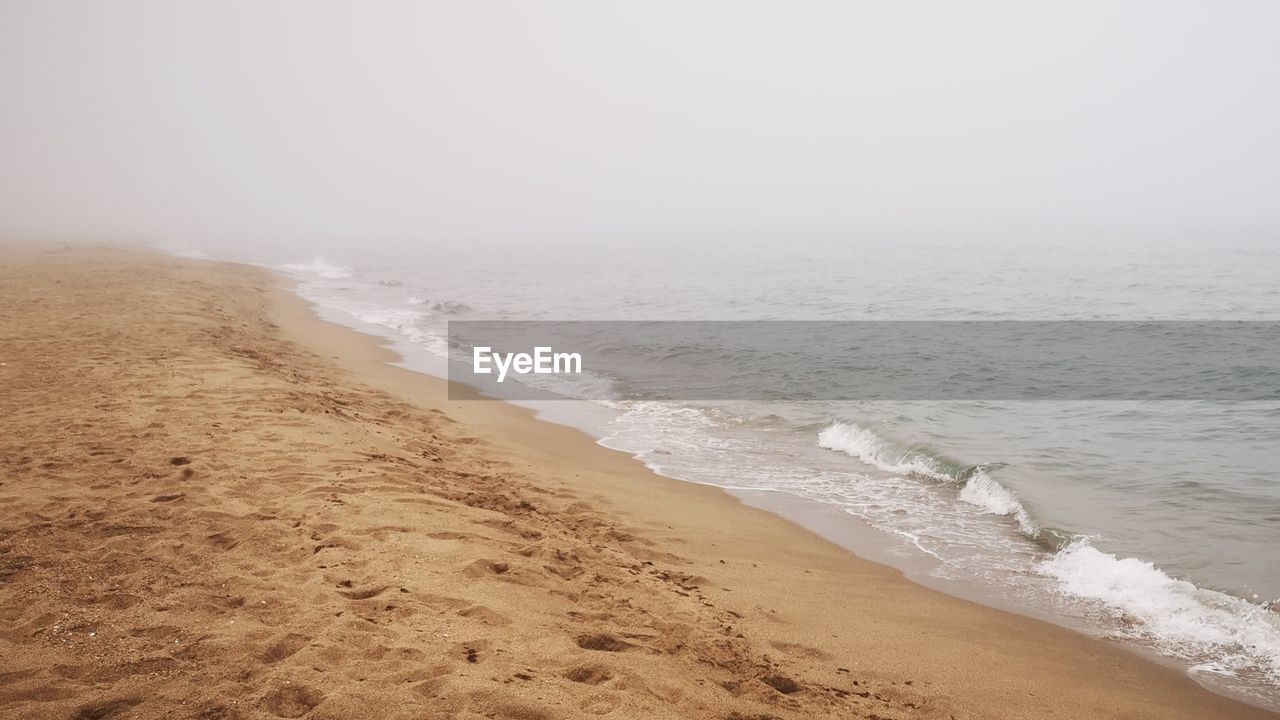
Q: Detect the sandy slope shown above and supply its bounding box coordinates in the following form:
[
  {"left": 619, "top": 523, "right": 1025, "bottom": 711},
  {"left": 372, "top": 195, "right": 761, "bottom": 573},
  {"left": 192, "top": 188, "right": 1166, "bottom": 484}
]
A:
[{"left": 0, "top": 244, "right": 1274, "bottom": 720}]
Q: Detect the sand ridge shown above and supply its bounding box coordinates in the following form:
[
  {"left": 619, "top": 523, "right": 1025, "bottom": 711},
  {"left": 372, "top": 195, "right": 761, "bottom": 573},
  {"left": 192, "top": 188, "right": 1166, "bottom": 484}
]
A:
[{"left": 0, "top": 245, "right": 1275, "bottom": 719}]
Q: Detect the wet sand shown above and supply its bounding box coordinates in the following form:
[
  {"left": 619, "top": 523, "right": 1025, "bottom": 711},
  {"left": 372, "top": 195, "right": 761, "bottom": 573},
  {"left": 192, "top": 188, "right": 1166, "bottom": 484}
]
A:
[{"left": 0, "top": 244, "right": 1274, "bottom": 719}]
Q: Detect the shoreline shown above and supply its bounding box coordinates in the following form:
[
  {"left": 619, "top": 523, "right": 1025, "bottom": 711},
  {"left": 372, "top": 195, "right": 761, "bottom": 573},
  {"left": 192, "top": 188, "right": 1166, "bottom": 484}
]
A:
[
  {"left": 262, "top": 253, "right": 1279, "bottom": 715},
  {"left": 0, "top": 243, "right": 1274, "bottom": 719},
  {"left": 299, "top": 299, "right": 1044, "bottom": 617},
  {"left": 282, "top": 256, "right": 1275, "bottom": 703}
]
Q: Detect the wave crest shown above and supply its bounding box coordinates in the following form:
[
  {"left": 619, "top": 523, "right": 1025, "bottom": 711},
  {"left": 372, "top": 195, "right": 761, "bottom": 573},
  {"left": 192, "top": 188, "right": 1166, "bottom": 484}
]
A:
[
  {"left": 818, "top": 422, "right": 1039, "bottom": 537},
  {"left": 406, "top": 295, "right": 471, "bottom": 315},
  {"left": 1040, "top": 541, "right": 1280, "bottom": 686},
  {"left": 817, "top": 422, "right": 950, "bottom": 480}
]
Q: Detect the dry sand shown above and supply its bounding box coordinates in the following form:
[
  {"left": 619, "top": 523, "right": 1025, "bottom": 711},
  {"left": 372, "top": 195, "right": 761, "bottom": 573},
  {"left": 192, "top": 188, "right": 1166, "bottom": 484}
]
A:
[{"left": 0, "top": 244, "right": 1275, "bottom": 720}]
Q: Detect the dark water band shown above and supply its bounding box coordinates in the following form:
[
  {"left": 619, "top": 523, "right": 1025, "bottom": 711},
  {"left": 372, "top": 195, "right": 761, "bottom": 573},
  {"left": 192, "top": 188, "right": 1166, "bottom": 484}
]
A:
[{"left": 447, "top": 321, "right": 1280, "bottom": 402}]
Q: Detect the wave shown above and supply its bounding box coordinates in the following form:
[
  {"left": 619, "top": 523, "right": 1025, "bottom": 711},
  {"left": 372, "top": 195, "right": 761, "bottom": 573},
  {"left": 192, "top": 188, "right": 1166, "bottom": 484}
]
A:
[
  {"left": 817, "top": 421, "right": 1039, "bottom": 536},
  {"left": 817, "top": 421, "right": 952, "bottom": 480},
  {"left": 407, "top": 295, "right": 471, "bottom": 315},
  {"left": 959, "top": 468, "right": 1040, "bottom": 536},
  {"left": 1040, "top": 541, "right": 1280, "bottom": 687},
  {"left": 818, "top": 421, "right": 1280, "bottom": 692},
  {"left": 346, "top": 306, "right": 448, "bottom": 356},
  {"left": 278, "top": 257, "right": 352, "bottom": 280}
]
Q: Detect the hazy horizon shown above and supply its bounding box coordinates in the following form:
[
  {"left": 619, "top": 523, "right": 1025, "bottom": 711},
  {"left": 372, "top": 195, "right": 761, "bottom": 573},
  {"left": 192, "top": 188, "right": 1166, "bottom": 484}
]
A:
[{"left": 3, "top": 1, "right": 1279, "bottom": 252}]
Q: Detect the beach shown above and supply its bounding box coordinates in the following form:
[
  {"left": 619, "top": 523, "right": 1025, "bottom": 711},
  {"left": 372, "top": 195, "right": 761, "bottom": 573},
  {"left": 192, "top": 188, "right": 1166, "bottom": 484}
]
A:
[{"left": 0, "top": 244, "right": 1274, "bottom": 720}]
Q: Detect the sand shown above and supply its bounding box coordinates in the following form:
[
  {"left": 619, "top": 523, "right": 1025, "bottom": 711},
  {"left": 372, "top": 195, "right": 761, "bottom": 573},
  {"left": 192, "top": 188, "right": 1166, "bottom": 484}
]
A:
[{"left": 0, "top": 244, "right": 1274, "bottom": 720}]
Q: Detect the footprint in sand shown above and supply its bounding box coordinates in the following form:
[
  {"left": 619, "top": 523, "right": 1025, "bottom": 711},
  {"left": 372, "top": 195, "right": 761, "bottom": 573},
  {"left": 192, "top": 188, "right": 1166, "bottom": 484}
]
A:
[
  {"left": 564, "top": 664, "right": 613, "bottom": 685},
  {"left": 575, "top": 633, "right": 631, "bottom": 652},
  {"left": 457, "top": 604, "right": 512, "bottom": 625},
  {"left": 412, "top": 675, "right": 453, "bottom": 699},
  {"left": 578, "top": 692, "right": 623, "bottom": 716},
  {"left": 337, "top": 583, "right": 390, "bottom": 600},
  {"left": 760, "top": 674, "right": 803, "bottom": 695},
  {"left": 205, "top": 532, "right": 239, "bottom": 551},
  {"left": 261, "top": 633, "right": 312, "bottom": 663},
  {"left": 768, "top": 640, "right": 832, "bottom": 661},
  {"left": 463, "top": 559, "right": 511, "bottom": 577},
  {"left": 94, "top": 592, "right": 143, "bottom": 610},
  {"left": 72, "top": 696, "right": 142, "bottom": 720},
  {"left": 261, "top": 684, "right": 325, "bottom": 718}
]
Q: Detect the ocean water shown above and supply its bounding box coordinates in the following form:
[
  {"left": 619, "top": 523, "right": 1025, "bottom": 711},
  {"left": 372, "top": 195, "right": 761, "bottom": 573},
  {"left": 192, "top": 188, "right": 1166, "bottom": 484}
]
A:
[{"left": 235, "top": 238, "right": 1279, "bottom": 707}]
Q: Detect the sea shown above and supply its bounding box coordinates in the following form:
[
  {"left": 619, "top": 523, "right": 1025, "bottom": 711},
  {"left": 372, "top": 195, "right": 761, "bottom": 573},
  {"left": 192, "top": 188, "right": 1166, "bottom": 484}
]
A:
[{"left": 166, "top": 237, "right": 1280, "bottom": 709}]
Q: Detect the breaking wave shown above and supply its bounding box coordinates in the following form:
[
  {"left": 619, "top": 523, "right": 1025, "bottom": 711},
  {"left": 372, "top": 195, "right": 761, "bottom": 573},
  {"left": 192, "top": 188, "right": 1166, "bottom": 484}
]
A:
[
  {"left": 817, "top": 421, "right": 1039, "bottom": 536},
  {"left": 1040, "top": 541, "right": 1280, "bottom": 688},
  {"left": 818, "top": 420, "right": 1280, "bottom": 697},
  {"left": 407, "top": 295, "right": 471, "bottom": 315}
]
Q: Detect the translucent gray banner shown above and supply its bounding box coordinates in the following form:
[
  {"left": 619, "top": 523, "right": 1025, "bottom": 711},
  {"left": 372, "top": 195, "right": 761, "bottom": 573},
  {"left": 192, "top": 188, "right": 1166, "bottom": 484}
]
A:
[{"left": 446, "top": 321, "right": 1280, "bottom": 402}]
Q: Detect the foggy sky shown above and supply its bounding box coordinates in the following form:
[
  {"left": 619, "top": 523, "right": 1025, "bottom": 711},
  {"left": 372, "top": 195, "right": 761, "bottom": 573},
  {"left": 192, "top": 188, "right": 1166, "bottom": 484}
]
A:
[{"left": 2, "top": 1, "right": 1278, "bottom": 251}]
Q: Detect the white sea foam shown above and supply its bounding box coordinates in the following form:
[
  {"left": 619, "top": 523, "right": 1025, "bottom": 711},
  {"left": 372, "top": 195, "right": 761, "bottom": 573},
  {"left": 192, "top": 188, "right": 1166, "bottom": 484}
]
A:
[
  {"left": 817, "top": 422, "right": 950, "bottom": 480},
  {"left": 404, "top": 295, "right": 471, "bottom": 315},
  {"left": 821, "top": 418, "right": 1280, "bottom": 692},
  {"left": 959, "top": 469, "right": 1040, "bottom": 536},
  {"left": 1040, "top": 542, "right": 1280, "bottom": 684},
  {"left": 957, "top": 469, "right": 1018, "bottom": 514},
  {"left": 346, "top": 306, "right": 448, "bottom": 356},
  {"left": 818, "top": 422, "right": 1039, "bottom": 536},
  {"left": 278, "top": 257, "right": 352, "bottom": 279}
]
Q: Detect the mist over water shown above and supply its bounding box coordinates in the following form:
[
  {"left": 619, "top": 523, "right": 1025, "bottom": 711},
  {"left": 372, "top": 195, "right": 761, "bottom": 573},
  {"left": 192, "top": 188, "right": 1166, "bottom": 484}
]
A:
[
  {"left": 3, "top": 2, "right": 1280, "bottom": 247},
  {"left": 5, "top": 0, "right": 1280, "bottom": 709}
]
